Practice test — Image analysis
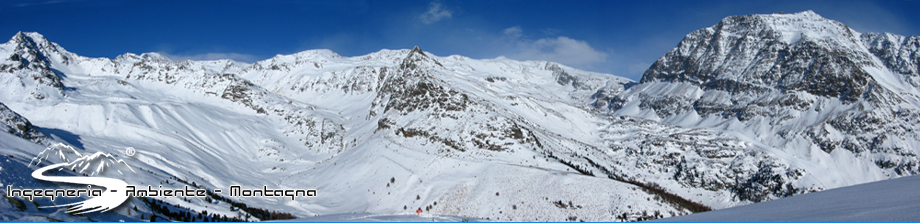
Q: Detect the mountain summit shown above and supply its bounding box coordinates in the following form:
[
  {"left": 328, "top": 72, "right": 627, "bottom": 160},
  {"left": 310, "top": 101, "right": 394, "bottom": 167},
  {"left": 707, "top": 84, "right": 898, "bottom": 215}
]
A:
[{"left": 599, "top": 10, "right": 920, "bottom": 201}]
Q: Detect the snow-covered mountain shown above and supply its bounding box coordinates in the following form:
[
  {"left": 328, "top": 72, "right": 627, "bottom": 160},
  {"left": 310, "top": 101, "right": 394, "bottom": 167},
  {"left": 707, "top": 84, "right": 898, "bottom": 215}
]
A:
[
  {"left": 597, "top": 10, "right": 920, "bottom": 204},
  {"left": 0, "top": 10, "right": 917, "bottom": 221}
]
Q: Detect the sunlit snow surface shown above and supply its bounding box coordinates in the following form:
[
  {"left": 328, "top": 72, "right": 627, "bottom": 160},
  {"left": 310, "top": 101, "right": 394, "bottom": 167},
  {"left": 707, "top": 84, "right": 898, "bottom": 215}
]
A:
[
  {"left": 276, "top": 213, "right": 486, "bottom": 222},
  {"left": 660, "top": 175, "right": 920, "bottom": 222}
]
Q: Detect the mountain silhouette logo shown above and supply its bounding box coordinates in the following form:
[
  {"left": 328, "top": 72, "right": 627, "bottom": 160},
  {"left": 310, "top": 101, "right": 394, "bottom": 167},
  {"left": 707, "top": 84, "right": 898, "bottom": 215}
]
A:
[{"left": 26, "top": 143, "right": 137, "bottom": 214}]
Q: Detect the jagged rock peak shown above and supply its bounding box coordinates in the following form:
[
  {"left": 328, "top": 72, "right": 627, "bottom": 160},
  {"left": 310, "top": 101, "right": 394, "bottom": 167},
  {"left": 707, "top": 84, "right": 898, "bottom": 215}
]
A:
[
  {"left": 691, "top": 11, "right": 859, "bottom": 49},
  {"left": 9, "top": 31, "right": 45, "bottom": 43},
  {"left": 8, "top": 32, "right": 59, "bottom": 51},
  {"left": 400, "top": 45, "right": 442, "bottom": 70},
  {"left": 640, "top": 10, "right": 871, "bottom": 85},
  {"left": 723, "top": 10, "right": 827, "bottom": 25},
  {"left": 410, "top": 45, "right": 425, "bottom": 56},
  {"left": 5, "top": 31, "right": 73, "bottom": 67}
]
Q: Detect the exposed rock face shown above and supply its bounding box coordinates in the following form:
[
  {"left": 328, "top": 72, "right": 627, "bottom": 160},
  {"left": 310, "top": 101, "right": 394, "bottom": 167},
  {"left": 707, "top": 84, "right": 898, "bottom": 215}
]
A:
[
  {"left": 596, "top": 11, "right": 920, "bottom": 203},
  {"left": 1, "top": 32, "right": 67, "bottom": 100},
  {"left": 861, "top": 33, "right": 920, "bottom": 81},
  {"left": 0, "top": 102, "right": 51, "bottom": 145},
  {"left": 371, "top": 46, "right": 541, "bottom": 153}
]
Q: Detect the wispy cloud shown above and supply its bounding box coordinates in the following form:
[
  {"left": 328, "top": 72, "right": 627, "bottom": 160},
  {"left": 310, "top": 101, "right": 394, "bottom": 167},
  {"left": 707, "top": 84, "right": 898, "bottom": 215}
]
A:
[
  {"left": 502, "top": 26, "right": 608, "bottom": 69},
  {"left": 15, "top": 0, "right": 83, "bottom": 7},
  {"left": 503, "top": 26, "right": 523, "bottom": 39},
  {"left": 419, "top": 0, "right": 452, "bottom": 24},
  {"left": 159, "top": 52, "right": 261, "bottom": 63}
]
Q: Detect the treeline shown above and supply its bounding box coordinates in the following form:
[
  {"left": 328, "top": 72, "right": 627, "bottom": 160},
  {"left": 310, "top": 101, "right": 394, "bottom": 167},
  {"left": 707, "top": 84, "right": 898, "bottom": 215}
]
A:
[
  {"left": 205, "top": 188, "right": 296, "bottom": 220},
  {"left": 608, "top": 175, "right": 712, "bottom": 213},
  {"left": 142, "top": 174, "right": 297, "bottom": 221},
  {"left": 142, "top": 197, "right": 248, "bottom": 222}
]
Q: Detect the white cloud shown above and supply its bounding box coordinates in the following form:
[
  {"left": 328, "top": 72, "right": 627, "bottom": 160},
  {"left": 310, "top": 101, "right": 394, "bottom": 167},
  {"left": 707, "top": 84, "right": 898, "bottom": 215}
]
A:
[
  {"left": 419, "top": 1, "right": 452, "bottom": 24},
  {"left": 503, "top": 26, "right": 523, "bottom": 39},
  {"left": 504, "top": 27, "right": 607, "bottom": 68},
  {"left": 160, "top": 52, "right": 260, "bottom": 63},
  {"left": 15, "top": 0, "right": 83, "bottom": 7}
]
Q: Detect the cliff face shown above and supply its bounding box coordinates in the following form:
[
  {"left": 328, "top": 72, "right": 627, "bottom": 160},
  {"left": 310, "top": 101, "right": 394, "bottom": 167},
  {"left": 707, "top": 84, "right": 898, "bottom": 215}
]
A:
[{"left": 594, "top": 11, "right": 920, "bottom": 203}]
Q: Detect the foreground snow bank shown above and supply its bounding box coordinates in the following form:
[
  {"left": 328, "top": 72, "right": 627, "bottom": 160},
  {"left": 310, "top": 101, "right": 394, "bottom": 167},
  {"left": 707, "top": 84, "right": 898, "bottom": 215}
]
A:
[{"left": 661, "top": 175, "right": 920, "bottom": 221}]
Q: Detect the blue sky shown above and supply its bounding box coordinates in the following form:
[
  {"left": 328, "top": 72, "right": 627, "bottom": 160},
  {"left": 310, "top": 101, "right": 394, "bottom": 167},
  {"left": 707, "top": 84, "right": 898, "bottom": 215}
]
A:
[{"left": 2, "top": 0, "right": 918, "bottom": 81}]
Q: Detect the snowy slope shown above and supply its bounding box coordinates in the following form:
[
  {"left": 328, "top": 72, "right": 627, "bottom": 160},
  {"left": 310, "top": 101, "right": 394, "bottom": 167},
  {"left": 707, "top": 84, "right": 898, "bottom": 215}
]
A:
[{"left": 660, "top": 175, "right": 920, "bottom": 222}]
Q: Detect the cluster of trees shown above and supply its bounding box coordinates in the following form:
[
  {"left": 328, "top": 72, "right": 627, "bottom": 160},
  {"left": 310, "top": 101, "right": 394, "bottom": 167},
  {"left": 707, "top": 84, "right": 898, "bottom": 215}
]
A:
[
  {"left": 610, "top": 175, "right": 711, "bottom": 213},
  {"left": 142, "top": 197, "right": 238, "bottom": 222},
  {"left": 142, "top": 197, "right": 269, "bottom": 222},
  {"left": 140, "top": 174, "right": 296, "bottom": 221},
  {"left": 205, "top": 189, "right": 296, "bottom": 220},
  {"left": 613, "top": 210, "right": 665, "bottom": 222}
]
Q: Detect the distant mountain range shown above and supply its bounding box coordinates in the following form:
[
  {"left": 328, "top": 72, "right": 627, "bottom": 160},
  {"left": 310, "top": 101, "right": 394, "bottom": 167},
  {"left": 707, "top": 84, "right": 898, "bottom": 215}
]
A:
[{"left": 0, "top": 10, "right": 917, "bottom": 221}]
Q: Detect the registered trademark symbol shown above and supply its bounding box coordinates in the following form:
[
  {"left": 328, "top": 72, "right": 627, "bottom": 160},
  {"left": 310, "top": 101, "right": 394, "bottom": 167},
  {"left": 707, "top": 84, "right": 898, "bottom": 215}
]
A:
[{"left": 125, "top": 147, "right": 136, "bottom": 156}]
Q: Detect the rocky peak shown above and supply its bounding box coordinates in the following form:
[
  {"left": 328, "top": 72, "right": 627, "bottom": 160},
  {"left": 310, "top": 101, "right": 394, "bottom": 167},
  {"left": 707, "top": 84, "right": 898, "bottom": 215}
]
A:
[
  {"left": 400, "top": 46, "right": 442, "bottom": 71},
  {"left": 611, "top": 10, "right": 920, "bottom": 181},
  {"left": 639, "top": 10, "right": 880, "bottom": 103},
  {"left": 1, "top": 32, "right": 66, "bottom": 99},
  {"left": 374, "top": 46, "right": 459, "bottom": 114},
  {"left": 375, "top": 46, "right": 445, "bottom": 97},
  {"left": 9, "top": 32, "right": 51, "bottom": 48},
  {"left": 7, "top": 32, "right": 70, "bottom": 63},
  {"left": 410, "top": 45, "right": 424, "bottom": 56},
  {"left": 712, "top": 10, "right": 854, "bottom": 45}
]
